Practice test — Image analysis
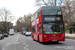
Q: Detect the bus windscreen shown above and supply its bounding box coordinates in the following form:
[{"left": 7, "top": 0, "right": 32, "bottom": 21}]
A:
[
  {"left": 43, "top": 22, "right": 64, "bottom": 34},
  {"left": 42, "top": 6, "right": 62, "bottom": 15}
]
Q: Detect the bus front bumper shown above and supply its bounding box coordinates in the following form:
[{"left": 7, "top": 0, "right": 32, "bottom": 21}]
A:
[{"left": 43, "top": 36, "right": 65, "bottom": 42}]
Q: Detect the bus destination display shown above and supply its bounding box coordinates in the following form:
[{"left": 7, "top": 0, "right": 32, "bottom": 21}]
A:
[{"left": 43, "top": 17, "right": 55, "bottom": 21}]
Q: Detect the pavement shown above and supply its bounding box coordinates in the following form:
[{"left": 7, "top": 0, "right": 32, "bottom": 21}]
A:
[
  {"left": 0, "top": 32, "right": 75, "bottom": 50},
  {"left": 65, "top": 33, "right": 75, "bottom": 39}
]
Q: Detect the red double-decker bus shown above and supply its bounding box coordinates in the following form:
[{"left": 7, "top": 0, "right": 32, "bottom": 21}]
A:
[
  {"left": 21, "top": 27, "right": 26, "bottom": 35},
  {"left": 31, "top": 6, "right": 65, "bottom": 42}
]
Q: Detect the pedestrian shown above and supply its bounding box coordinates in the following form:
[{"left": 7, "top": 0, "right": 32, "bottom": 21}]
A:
[{"left": 69, "top": 26, "right": 72, "bottom": 34}]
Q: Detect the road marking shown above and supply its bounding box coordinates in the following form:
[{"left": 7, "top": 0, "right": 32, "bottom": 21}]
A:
[
  {"left": 2, "top": 48, "right": 5, "bottom": 50},
  {"left": 7, "top": 34, "right": 20, "bottom": 43},
  {"left": 5, "top": 35, "right": 20, "bottom": 46},
  {"left": 5, "top": 42, "right": 12, "bottom": 46},
  {"left": 2, "top": 34, "right": 20, "bottom": 50},
  {"left": 16, "top": 35, "right": 20, "bottom": 42},
  {"left": 13, "top": 42, "right": 20, "bottom": 44},
  {"left": 22, "top": 41, "right": 29, "bottom": 50}
]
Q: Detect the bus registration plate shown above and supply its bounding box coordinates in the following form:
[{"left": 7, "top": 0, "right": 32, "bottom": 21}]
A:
[{"left": 52, "top": 40, "right": 57, "bottom": 41}]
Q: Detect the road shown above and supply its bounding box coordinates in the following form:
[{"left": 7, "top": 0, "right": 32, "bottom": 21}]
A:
[{"left": 0, "top": 32, "right": 75, "bottom": 50}]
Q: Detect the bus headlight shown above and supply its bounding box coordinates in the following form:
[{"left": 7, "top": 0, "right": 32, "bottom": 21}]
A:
[{"left": 44, "top": 35, "right": 47, "bottom": 37}]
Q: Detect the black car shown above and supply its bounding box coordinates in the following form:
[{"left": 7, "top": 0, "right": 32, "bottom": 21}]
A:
[{"left": 3, "top": 33, "right": 9, "bottom": 37}]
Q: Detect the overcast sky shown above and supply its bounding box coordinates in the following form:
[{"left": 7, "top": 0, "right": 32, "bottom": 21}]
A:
[
  {"left": 0, "top": 0, "right": 64, "bottom": 26},
  {"left": 0, "top": 0, "right": 38, "bottom": 25}
]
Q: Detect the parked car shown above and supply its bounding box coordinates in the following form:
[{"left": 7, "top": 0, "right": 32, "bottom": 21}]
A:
[
  {"left": 25, "top": 32, "right": 31, "bottom": 36},
  {"left": 0, "top": 33, "right": 4, "bottom": 40},
  {"left": 3, "top": 33, "right": 8, "bottom": 37}
]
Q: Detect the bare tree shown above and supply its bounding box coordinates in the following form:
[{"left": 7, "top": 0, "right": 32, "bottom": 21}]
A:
[
  {"left": 0, "top": 8, "right": 14, "bottom": 32},
  {"left": 16, "top": 14, "right": 32, "bottom": 31},
  {"left": 55, "top": 0, "right": 57, "bottom": 6},
  {"left": 0, "top": 24, "right": 4, "bottom": 32},
  {"left": 35, "top": 0, "right": 62, "bottom": 6},
  {"left": 35, "top": 0, "right": 48, "bottom": 6},
  {"left": 62, "top": 0, "right": 75, "bottom": 26},
  {"left": 42, "top": 0, "right": 48, "bottom": 6},
  {"left": 59, "top": 0, "right": 64, "bottom": 6}
]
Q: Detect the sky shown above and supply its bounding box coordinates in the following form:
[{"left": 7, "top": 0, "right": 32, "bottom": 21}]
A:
[
  {"left": 0, "top": 0, "right": 64, "bottom": 26},
  {"left": 0, "top": 0, "right": 38, "bottom": 26}
]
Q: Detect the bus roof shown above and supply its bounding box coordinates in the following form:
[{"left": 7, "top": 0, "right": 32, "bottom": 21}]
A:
[{"left": 32, "top": 6, "right": 61, "bottom": 16}]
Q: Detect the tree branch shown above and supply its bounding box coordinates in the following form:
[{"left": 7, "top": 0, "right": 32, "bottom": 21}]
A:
[{"left": 42, "top": 0, "right": 48, "bottom": 6}]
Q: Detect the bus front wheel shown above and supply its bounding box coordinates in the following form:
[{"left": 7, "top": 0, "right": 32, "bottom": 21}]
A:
[{"left": 32, "top": 34, "right": 35, "bottom": 41}]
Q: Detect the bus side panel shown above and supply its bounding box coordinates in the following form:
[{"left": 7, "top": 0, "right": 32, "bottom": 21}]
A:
[
  {"left": 31, "top": 22, "right": 35, "bottom": 39},
  {"left": 31, "top": 22, "right": 33, "bottom": 38},
  {"left": 32, "top": 33, "right": 36, "bottom": 40},
  {"left": 31, "top": 20, "right": 39, "bottom": 41},
  {"left": 38, "top": 7, "right": 43, "bottom": 42},
  {"left": 36, "top": 21, "right": 40, "bottom": 41},
  {"left": 39, "top": 33, "right": 43, "bottom": 42},
  {"left": 35, "top": 18, "right": 39, "bottom": 41}
]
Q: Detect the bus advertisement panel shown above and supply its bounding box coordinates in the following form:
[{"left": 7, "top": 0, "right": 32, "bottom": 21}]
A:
[{"left": 31, "top": 6, "right": 65, "bottom": 42}]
